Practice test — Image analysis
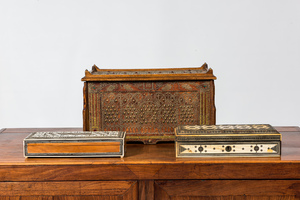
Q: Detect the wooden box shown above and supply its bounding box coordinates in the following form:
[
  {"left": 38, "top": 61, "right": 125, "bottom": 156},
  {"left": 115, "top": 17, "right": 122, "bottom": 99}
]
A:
[
  {"left": 82, "top": 63, "right": 216, "bottom": 144},
  {"left": 24, "top": 131, "right": 126, "bottom": 158},
  {"left": 175, "top": 124, "right": 281, "bottom": 157}
]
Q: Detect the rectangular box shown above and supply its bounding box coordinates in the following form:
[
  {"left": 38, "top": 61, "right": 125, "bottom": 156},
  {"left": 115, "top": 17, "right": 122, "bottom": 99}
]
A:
[
  {"left": 175, "top": 124, "right": 281, "bottom": 157},
  {"left": 24, "top": 131, "right": 126, "bottom": 158},
  {"left": 82, "top": 63, "right": 216, "bottom": 144}
]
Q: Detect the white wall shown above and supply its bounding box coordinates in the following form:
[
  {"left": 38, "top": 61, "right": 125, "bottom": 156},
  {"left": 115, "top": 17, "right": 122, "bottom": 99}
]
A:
[{"left": 0, "top": 0, "right": 299, "bottom": 128}]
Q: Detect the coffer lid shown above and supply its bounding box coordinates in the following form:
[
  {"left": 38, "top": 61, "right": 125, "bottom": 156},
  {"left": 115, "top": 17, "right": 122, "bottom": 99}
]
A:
[
  {"left": 24, "top": 131, "right": 126, "bottom": 141},
  {"left": 81, "top": 63, "right": 216, "bottom": 81},
  {"left": 175, "top": 124, "right": 282, "bottom": 142}
]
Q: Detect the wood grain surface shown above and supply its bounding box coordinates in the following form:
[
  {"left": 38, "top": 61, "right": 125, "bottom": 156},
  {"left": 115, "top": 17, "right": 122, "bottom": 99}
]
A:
[
  {"left": 0, "top": 127, "right": 300, "bottom": 181},
  {"left": 139, "top": 180, "right": 154, "bottom": 200},
  {"left": 0, "top": 181, "right": 138, "bottom": 200},
  {"left": 0, "top": 127, "right": 300, "bottom": 199},
  {"left": 27, "top": 142, "right": 120, "bottom": 154},
  {"left": 155, "top": 180, "right": 300, "bottom": 199}
]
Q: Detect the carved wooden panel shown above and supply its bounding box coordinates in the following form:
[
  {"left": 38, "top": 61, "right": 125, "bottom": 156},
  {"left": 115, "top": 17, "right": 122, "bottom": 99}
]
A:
[{"left": 84, "top": 81, "right": 215, "bottom": 143}]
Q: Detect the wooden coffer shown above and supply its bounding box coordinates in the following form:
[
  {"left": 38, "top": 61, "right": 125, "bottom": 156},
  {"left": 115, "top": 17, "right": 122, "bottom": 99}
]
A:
[{"left": 82, "top": 63, "right": 216, "bottom": 144}]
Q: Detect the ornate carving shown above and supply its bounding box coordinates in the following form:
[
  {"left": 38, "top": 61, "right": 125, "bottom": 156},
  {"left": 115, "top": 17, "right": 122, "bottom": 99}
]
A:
[
  {"left": 177, "top": 124, "right": 276, "bottom": 135},
  {"left": 93, "top": 69, "right": 207, "bottom": 75},
  {"left": 27, "top": 131, "right": 122, "bottom": 139},
  {"left": 87, "top": 81, "right": 214, "bottom": 142}
]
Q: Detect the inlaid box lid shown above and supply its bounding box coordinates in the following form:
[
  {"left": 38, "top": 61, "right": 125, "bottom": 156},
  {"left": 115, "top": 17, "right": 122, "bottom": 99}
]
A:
[
  {"left": 24, "top": 131, "right": 126, "bottom": 141},
  {"left": 175, "top": 124, "right": 281, "bottom": 142},
  {"left": 81, "top": 63, "right": 216, "bottom": 82}
]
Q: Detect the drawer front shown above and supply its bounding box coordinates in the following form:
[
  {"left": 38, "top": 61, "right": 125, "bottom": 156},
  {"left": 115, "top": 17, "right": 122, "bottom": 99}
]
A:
[
  {"left": 0, "top": 181, "right": 137, "bottom": 200},
  {"left": 154, "top": 180, "right": 300, "bottom": 200}
]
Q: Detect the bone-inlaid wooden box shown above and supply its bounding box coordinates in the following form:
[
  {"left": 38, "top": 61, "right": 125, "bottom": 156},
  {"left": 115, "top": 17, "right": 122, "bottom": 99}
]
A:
[
  {"left": 175, "top": 124, "right": 281, "bottom": 157},
  {"left": 24, "top": 131, "right": 126, "bottom": 158},
  {"left": 82, "top": 63, "right": 216, "bottom": 144}
]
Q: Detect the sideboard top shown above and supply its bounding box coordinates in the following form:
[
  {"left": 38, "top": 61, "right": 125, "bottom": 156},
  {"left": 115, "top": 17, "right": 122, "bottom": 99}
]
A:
[
  {"left": 81, "top": 63, "right": 216, "bottom": 81},
  {"left": 0, "top": 126, "right": 300, "bottom": 166},
  {"left": 1, "top": 127, "right": 300, "bottom": 181}
]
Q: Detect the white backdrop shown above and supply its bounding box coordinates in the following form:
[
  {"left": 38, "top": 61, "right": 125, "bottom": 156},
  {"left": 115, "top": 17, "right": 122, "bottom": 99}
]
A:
[{"left": 1, "top": 0, "right": 299, "bottom": 128}]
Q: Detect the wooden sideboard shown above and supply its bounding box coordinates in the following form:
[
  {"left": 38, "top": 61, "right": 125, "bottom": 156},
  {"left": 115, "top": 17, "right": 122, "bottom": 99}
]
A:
[{"left": 1, "top": 126, "right": 300, "bottom": 200}]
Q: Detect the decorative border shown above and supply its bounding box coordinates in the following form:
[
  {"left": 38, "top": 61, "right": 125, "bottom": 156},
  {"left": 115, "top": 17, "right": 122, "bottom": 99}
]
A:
[
  {"left": 176, "top": 124, "right": 280, "bottom": 135},
  {"left": 176, "top": 141, "right": 281, "bottom": 157},
  {"left": 25, "top": 131, "right": 125, "bottom": 140},
  {"left": 93, "top": 69, "right": 207, "bottom": 75}
]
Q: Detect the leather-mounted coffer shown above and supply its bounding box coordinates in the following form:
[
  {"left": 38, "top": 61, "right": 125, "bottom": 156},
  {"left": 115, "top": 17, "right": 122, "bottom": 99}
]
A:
[
  {"left": 175, "top": 124, "right": 281, "bottom": 157},
  {"left": 82, "top": 63, "right": 216, "bottom": 144}
]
